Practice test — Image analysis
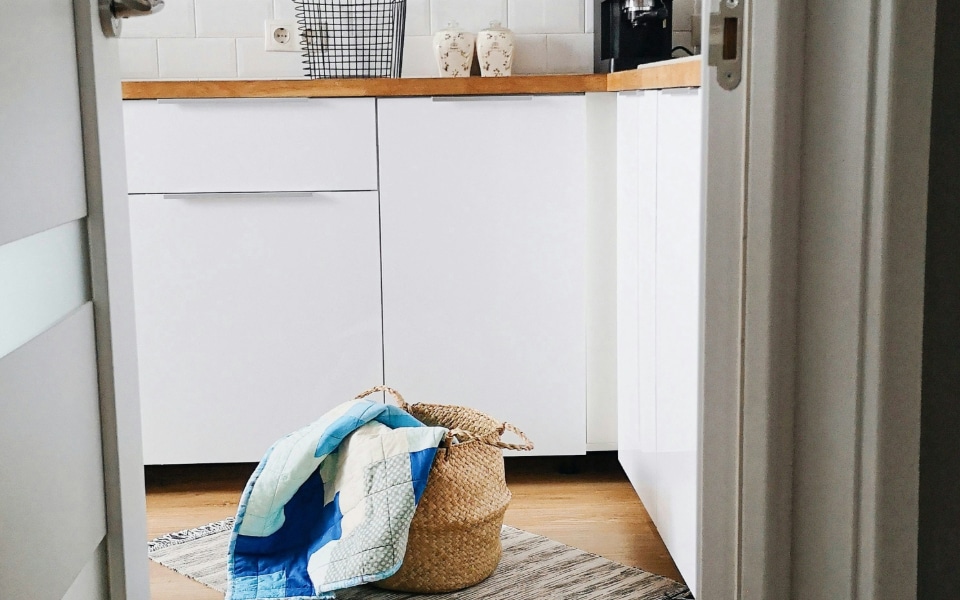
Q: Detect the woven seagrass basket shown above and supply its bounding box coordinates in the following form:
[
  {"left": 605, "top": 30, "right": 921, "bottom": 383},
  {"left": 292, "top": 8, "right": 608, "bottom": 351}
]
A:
[{"left": 355, "top": 385, "right": 534, "bottom": 593}]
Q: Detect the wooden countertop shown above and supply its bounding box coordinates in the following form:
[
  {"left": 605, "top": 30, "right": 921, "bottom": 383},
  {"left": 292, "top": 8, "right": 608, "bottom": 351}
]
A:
[{"left": 122, "top": 57, "right": 700, "bottom": 100}]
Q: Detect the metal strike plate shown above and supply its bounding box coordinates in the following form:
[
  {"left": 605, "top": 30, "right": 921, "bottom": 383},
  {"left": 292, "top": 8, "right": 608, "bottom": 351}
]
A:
[{"left": 708, "top": 0, "right": 744, "bottom": 90}]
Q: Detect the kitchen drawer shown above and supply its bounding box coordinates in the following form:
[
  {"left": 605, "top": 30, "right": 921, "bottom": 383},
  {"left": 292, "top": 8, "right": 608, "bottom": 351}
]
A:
[
  {"left": 123, "top": 98, "right": 378, "bottom": 194},
  {"left": 130, "top": 191, "right": 384, "bottom": 464}
]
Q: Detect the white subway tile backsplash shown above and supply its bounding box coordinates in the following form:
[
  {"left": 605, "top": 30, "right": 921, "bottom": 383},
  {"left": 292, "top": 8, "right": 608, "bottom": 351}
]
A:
[
  {"left": 405, "top": 0, "right": 432, "bottom": 36},
  {"left": 121, "top": 0, "right": 195, "bottom": 38},
  {"left": 512, "top": 34, "right": 547, "bottom": 74},
  {"left": 120, "top": 0, "right": 608, "bottom": 81},
  {"left": 119, "top": 39, "right": 159, "bottom": 79},
  {"left": 236, "top": 38, "right": 305, "bottom": 78},
  {"left": 158, "top": 38, "right": 238, "bottom": 79},
  {"left": 546, "top": 33, "right": 593, "bottom": 73},
  {"left": 196, "top": 0, "right": 273, "bottom": 37},
  {"left": 509, "top": 0, "right": 583, "bottom": 34},
  {"left": 274, "top": 0, "right": 298, "bottom": 20},
  {"left": 402, "top": 36, "right": 439, "bottom": 78},
  {"left": 431, "top": 0, "right": 507, "bottom": 34}
]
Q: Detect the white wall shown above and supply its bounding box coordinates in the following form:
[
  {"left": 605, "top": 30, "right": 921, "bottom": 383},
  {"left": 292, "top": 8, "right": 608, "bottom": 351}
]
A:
[{"left": 119, "top": 0, "right": 695, "bottom": 80}]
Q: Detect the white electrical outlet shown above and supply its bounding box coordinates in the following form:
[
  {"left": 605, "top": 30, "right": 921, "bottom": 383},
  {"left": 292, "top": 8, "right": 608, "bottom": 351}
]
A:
[{"left": 265, "top": 20, "right": 301, "bottom": 52}]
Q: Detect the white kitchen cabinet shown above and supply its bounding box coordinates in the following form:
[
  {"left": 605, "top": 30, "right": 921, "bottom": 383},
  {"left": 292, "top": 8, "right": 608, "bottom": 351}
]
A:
[
  {"left": 129, "top": 191, "right": 384, "bottom": 464},
  {"left": 377, "top": 96, "right": 587, "bottom": 456},
  {"left": 653, "top": 87, "right": 702, "bottom": 594},
  {"left": 123, "top": 98, "right": 378, "bottom": 194},
  {"left": 617, "top": 87, "right": 702, "bottom": 595},
  {"left": 616, "top": 89, "right": 660, "bottom": 519}
]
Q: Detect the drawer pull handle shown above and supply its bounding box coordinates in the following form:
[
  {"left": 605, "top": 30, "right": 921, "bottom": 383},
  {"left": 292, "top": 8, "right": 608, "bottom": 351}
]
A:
[
  {"left": 431, "top": 95, "right": 534, "bottom": 102},
  {"left": 155, "top": 98, "right": 310, "bottom": 105},
  {"left": 162, "top": 192, "right": 319, "bottom": 200}
]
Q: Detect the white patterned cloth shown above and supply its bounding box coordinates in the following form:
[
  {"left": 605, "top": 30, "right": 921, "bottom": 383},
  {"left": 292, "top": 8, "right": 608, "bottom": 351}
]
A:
[{"left": 226, "top": 400, "right": 447, "bottom": 599}]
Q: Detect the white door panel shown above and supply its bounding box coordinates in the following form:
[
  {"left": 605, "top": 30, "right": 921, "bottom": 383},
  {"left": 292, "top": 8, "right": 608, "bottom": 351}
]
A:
[
  {"left": 1, "top": 1, "right": 149, "bottom": 597},
  {"left": 0, "top": 305, "right": 107, "bottom": 598},
  {"left": 0, "top": 0, "right": 87, "bottom": 246}
]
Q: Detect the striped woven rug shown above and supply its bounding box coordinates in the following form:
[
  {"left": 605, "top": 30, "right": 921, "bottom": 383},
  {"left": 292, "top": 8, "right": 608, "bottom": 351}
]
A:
[{"left": 148, "top": 519, "right": 693, "bottom": 599}]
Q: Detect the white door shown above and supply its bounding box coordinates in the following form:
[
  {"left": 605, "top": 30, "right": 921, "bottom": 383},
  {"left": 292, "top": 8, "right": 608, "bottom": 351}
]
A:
[
  {"left": 0, "top": 1, "right": 149, "bottom": 598},
  {"left": 699, "top": 0, "right": 934, "bottom": 598}
]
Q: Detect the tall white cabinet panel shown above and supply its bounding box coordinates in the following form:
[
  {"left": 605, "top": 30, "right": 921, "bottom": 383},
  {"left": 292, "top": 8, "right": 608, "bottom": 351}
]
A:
[
  {"left": 377, "top": 96, "right": 587, "bottom": 456},
  {"left": 653, "top": 87, "right": 702, "bottom": 595},
  {"left": 130, "top": 192, "right": 384, "bottom": 464},
  {"left": 616, "top": 87, "right": 702, "bottom": 596},
  {"left": 616, "top": 91, "right": 642, "bottom": 469},
  {"left": 616, "top": 90, "right": 660, "bottom": 522}
]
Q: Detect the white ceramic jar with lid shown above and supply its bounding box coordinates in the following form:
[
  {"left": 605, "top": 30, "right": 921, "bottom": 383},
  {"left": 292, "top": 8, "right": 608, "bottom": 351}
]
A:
[
  {"left": 476, "top": 21, "right": 515, "bottom": 77},
  {"left": 433, "top": 21, "right": 476, "bottom": 78}
]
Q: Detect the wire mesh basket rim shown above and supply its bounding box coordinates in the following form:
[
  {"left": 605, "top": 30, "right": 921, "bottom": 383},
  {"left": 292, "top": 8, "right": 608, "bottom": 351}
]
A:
[{"left": 295, "top": 0, "right": 407, "bottom": 79}]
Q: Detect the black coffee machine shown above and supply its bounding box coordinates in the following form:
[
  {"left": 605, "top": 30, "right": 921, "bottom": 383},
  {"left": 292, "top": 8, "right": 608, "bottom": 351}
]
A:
[{"left": 600, "top": 0, "right": 673, "bottom": 71}]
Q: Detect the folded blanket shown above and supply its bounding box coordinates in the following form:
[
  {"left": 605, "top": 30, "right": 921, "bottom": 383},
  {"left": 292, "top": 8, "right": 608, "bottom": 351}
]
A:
[{"left": 226, "top": 400, "right": 448, "bottom": 599}]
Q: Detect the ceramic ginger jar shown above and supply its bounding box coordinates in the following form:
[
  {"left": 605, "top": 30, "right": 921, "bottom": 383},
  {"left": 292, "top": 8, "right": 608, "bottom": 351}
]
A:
[
  {"left": 433, "top": 22, "right": 476, "bottom": 78},
  {"left": 476, "top": 21, "right": 515, "bottom": 77}
]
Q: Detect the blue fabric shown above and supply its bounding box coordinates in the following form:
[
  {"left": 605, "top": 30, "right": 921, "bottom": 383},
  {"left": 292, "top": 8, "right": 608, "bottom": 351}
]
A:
[{"left": 226, "top": 399, "right": 447, "bottom": 600}]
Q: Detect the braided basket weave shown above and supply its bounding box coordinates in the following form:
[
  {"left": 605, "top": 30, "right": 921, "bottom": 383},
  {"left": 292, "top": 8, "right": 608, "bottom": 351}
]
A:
[{"left": 355, "top": 386, "right": 534, "bottom": 593}]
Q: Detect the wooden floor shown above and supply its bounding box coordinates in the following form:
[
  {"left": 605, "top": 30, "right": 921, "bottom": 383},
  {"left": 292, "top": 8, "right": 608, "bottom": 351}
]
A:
[{"left": 145, "top": 453, "right": 683, "bottom": 599}]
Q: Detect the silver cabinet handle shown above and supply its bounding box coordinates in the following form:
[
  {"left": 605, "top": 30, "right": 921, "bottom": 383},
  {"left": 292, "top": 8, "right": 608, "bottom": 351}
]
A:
[
  {"left": 431, "top": 96, "right": 535, "bottom": 102},
  {"left": 162, "top": 192, "right": 320, "bottom": 200},
  {"left": 156, "top": 98, "right": 310, "bottom": 105}
]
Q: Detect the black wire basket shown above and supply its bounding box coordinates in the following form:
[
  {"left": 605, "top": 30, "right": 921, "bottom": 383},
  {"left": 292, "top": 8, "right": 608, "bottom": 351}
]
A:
[{"left": 295, "top": 0, "right": 407, "bottom": 79}]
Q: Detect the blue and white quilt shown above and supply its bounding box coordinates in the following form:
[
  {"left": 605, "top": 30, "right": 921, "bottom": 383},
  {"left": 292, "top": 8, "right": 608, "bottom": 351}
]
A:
[{"left": 226, "top": 400, "right": 448, "bottom": 599}]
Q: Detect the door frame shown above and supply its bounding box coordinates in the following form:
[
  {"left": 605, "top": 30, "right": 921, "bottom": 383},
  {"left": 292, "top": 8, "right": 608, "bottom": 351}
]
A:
[
  {"left": 75, "top": 1, "right": 150, "bottom": 597},
  {"left": 699, "top": 0, "right": 935, "bottom": 598}
]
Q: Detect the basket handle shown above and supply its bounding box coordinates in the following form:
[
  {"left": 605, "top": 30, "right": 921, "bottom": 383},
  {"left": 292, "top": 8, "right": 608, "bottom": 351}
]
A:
[
  {"left": 355, "top": 385, "right": 410, "bottom": 411},
  {"left": 494, "top": 422, "right": 534, "bottom": 451},
  {"left": 448, "top": 424, "right": 534, "bottom": 451},
  {"left": 354, "top": 385, "right": 534, "bottom": 451}
]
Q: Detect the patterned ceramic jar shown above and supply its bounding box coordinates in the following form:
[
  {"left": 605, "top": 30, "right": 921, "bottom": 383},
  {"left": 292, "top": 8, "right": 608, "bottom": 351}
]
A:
[
  {"left": 476, "top": 21, "right": 515, "bottom": 77},
  {"left": 433, "top": 22, "right": 476, "bottom": 78}
]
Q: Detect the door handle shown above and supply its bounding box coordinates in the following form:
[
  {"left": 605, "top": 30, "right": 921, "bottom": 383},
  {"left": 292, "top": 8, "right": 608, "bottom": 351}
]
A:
[{"left": 100, "top": 0, "right": 164, "bottom": 38}]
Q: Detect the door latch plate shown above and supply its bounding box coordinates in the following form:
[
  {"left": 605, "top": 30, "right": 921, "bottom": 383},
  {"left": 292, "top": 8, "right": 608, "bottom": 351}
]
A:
[{"left": 708, "top": 0, "right": 744, "bottom": 90}]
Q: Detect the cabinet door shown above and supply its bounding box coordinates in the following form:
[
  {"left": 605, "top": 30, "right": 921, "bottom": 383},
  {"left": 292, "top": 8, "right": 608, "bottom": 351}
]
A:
[
  {"left": 616, "top": 91, "right": 641, "bottom": 464},
  {"left": 378, "top": 96, "right": 587, "bottom": 456},
  {"left": 617, "top": 90, "right": 661, "bottom": 520},
  {"left": 129, "top": 192, "right": 383, "bottom": 464},
  {"left": 654, "top": 87, "right": 703, "bottom": 591}
]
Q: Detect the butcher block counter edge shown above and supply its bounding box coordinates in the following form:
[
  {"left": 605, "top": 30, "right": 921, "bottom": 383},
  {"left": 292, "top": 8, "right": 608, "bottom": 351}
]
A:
[{"left": 122, "top": 57, "right": 701, "bottom": 100}]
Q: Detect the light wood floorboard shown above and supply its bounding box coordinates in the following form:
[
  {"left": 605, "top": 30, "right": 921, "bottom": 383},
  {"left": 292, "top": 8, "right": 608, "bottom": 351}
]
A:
[{"left": 144, "top": 454, "right": 682, "bottom": 599}]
